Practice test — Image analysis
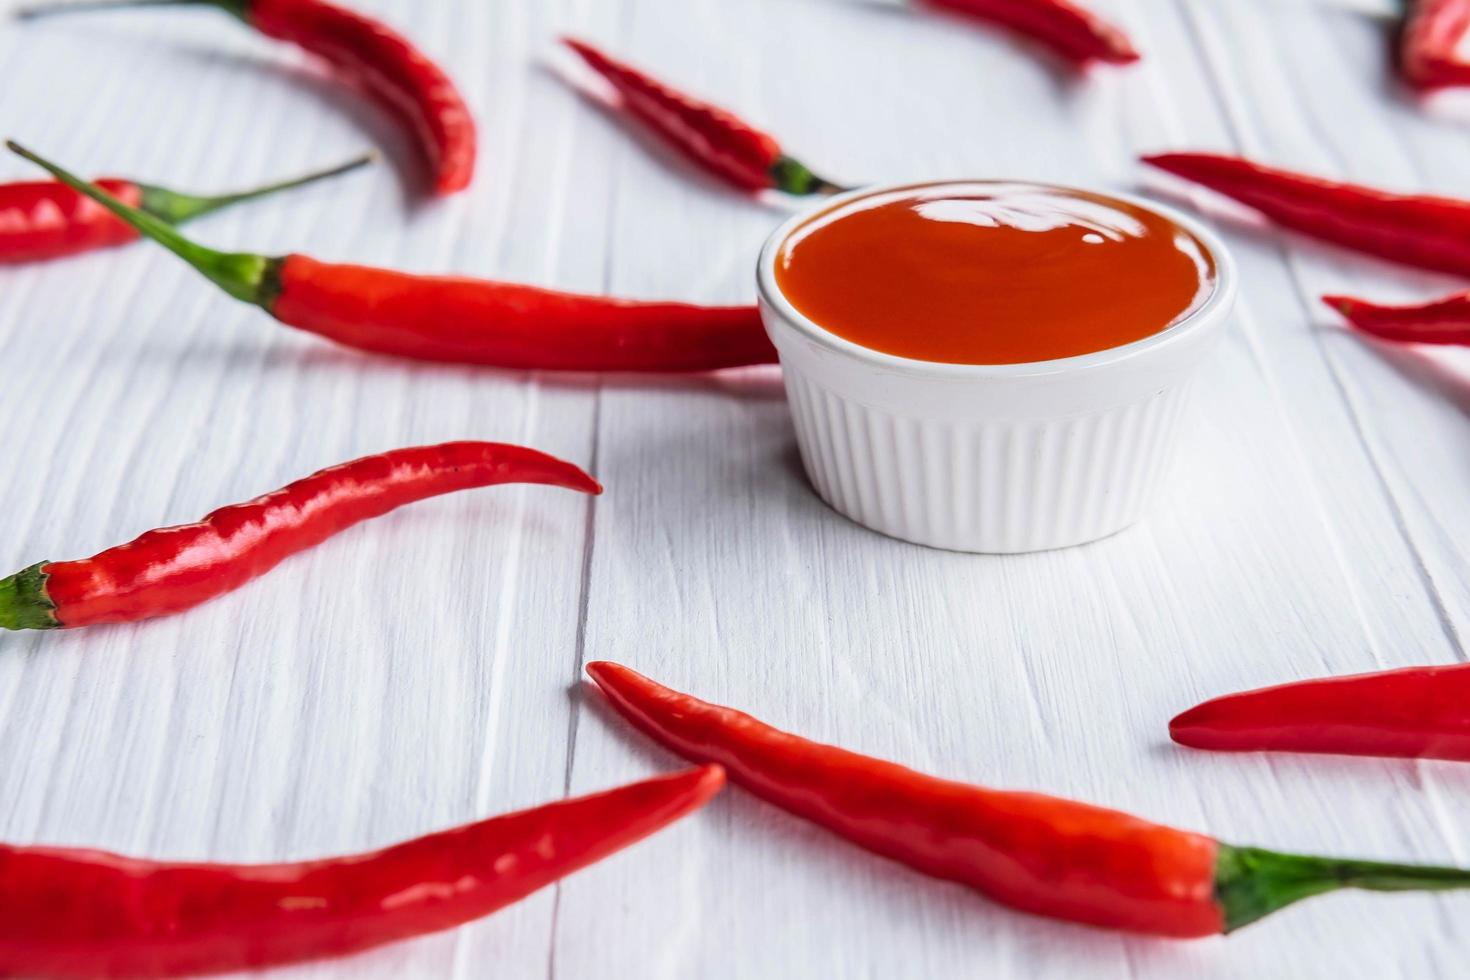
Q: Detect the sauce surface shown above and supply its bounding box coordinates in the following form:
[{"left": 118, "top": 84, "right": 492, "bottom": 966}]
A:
[{"left": 774, "top": 182, "right": 1215, "bottom": 365}]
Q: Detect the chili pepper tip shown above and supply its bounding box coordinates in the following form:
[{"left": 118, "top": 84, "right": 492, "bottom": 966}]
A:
[
  {"left": 1321, "top": 295, "right": 1357, "bottom": 316},
  {"left": 691, "top": 763, "right": 727, "bottom": 792},
  {"left": 1138, "top": 153, "right": 1181, "bottom": 171},
  {"left": 1166, "top": 702, "right": 1218, "bottom": 748}
]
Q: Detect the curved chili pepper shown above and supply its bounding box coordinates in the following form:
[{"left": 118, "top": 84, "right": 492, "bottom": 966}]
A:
[
  {"left": 1172, "top": 664, "right": 1470, "bottom": 761},
  {"left": 587, "top": 661, "right": 1470, "bottom": 937},
  {"left": 1402, "top": 0, "right": 1470, "bottom": 90},
  {"left": 0, "top": 765, "right": 724, "bottom": 978},
  {"left": 18, "top": 0, "right": 475, "bottom": 196},
  {"left": 1143, "top": 152, "right": 1470, "bottom": 279},
  {"left": 561, "top": 38, "right": 843, "bottom": 197},
  {"left": 0, "top": 153, "right": 372, "bottom": 264},
  {"left": 0, "top": 441, "right": 600, "bottom": 631},
  {"left": 1324, "top": 290, "right": 1470, "bottom": 345},
  {"left": 9, "top": 143, "right": 776, "bottom": 372},
  {"left": 923, "top": 0, "right": 1140, "bottom": 67}
]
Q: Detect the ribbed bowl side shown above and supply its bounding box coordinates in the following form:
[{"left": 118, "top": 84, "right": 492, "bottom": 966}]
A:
[{"left": 782, "top": 371, "right": 1193, "bottom": 553}]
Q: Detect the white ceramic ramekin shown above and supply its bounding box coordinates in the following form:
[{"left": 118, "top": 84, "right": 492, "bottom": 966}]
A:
[{"left": 757, "top": 180, "right": 1237, "bottom": 554}]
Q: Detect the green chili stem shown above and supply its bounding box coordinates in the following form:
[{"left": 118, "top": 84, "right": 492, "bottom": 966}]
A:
[
  {"left": 14, "top": 0, "right": 245, "bottom": 21},
  {"left": 0, "top": 564, "right": 59, "bottom": 632},
  {"left": 6, "top": 141, "right": 279, "bottom": 307},
  {"left": 1217, "top": 843, "right": 1470, "bottom": 933},
  {"left": 769, "top": 156, "right": 849, "bottom": 197},
  {"left": 138, "top": 152, "right": 375, "bottom": 224}
]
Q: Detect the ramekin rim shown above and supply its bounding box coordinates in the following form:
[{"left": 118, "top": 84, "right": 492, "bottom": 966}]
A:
[{"left": 756, "top": 178, "right": 1238, "bottom": 379}]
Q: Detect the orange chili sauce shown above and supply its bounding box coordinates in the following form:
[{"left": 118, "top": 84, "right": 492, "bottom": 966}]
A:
[{"left": 774, "top": 182, "right": 1216, "bottom": 365}]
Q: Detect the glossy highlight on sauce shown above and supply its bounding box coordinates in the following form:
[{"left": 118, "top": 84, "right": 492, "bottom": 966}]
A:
[{"left": 774, "top": 182, "right": 1216, "bottom": 365}]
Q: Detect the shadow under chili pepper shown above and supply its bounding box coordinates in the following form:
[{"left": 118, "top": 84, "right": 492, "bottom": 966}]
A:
[
  {"left": 843, "top": 0, "right": 1102, "bottom": 95},
  {"left": 573, "top": 679, "right": 699, "bottom": 770},
  {"left": 539, "top": 61, "right": 805, "bottom": 215},
  {"left": 125, "top": 336, "right": 790, "bottom": 399},
  {"left": 154, "top": 42, "right": 426, "bottom": 212},
  {"left": 15, "top": 20, "right": 426, "bottom": 208},
  {"left": 1336, "top": 326, "right": 1470, "bottom": 424},
  {"left": 1383, "top": 42, "right": 1470, "bottom": 121},
  {"left": 365, "top": 497, "right": 583, "bottom": 546},
  {"left": 513, "top": 365, "right": 787, "bottom": 401},
  {"left": 0, "top": 490, "right": 581, "bottom": 649},
  {"left": 1412, "top": 89, "right": 1470, "bottom": 126}
]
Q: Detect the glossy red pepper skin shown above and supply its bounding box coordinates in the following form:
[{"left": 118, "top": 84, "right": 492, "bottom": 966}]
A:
[
  {"left": 0, "top": 766, "right": 724, "bottom": 978},
  {"left": 9, "top": 143, "right": 778, "bottom": 374},
  {"left": 562, "top": 38, "right": 841, "bottom": 197},
  {"left": 0, "top": 442, "right": 600, "bottom": 631},
  {"left": 588, "top": 662, "right": 1470, "bottom": 935},
  {"left": 18, "top": 0, "right": 474, "bottom": 195},
  {"left": 0, "top": 178, "right": 143, "bottom": 262},
  {"left": 270, "top": 254, "right": 777, "bottom": 372},
  {"left": 586, "top": 662, "right": 1224, "bottom": 937},
  {"left": 1173, "top": 664, "right": 1470, "bottom": 761},
  {"left": 924, "top": 0, "right": 1140, "bottom": 66},
  {"left": 1402, "top": 0, "right": 1470, "bottom": 90},
  {"left": 1324, "top": 291, "right": 1470, "bottom": 345},
  {"left": 1143, "top": 152, "right": 1470, "bottom": 279},
  {"left": 248, "top": 0, "right": 474, "bottom": 195}
]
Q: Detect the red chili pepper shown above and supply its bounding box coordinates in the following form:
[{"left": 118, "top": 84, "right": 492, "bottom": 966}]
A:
[
  {"left": 922, "top": 0, "right": 1140, "bottom": 66},
  {"left": 587, "top": 661, "right": 1470, "bottom": 937},
  {"left": 1143, "top": 152, "right": 1470, "bottom": 279},
  {"left": 1172, "top": 664, "right": 1470, "bottom": 761},
  {"left": 561, "top": 38, "right": 843, "bottom": 197},
  {"left": 0, "top": 154, "right": 372, "bottom": 264},
  {"left": 0, "top": 441, "right": 600, "bottom": 631},
  {"left": 10, "top": 143, "right": 776, "bottom": 372},
  {"left": 1402, "top": 0, "right": 1470, "bottom": 90},
  {"left": 1324, "top": 290, "right": 1470, "bottom": 345},
  {"left": 0, "top": 765, "right": 724, "bottom": 978},
  {"left": 18, "top": 0, "right": 475, "bottom": 196}
]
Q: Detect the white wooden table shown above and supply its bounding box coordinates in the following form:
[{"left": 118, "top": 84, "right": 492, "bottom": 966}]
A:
[{"left": 2, "top": 0, "right": 1469, "bottom": 976}]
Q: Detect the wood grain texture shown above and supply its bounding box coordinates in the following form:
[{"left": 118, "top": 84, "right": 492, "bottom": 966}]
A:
[{"left": 0, "top": 0, "right": 1467, "bottom": 976}]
